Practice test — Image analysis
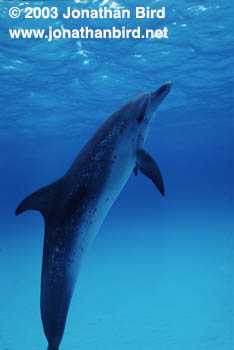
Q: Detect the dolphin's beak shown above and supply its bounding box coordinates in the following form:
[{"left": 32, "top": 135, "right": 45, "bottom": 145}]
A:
[{"left": 152, "top": 81, "right": 172, "bottom": 104}]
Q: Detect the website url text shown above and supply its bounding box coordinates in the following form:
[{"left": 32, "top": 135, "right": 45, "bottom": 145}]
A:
[{"left": 9, "top": 26, "right": 169, "bottom": 41}]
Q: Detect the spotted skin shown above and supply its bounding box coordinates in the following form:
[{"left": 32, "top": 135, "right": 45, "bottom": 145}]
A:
[{"left": 15, "top": 82, "right": 172, "bottom": 350}]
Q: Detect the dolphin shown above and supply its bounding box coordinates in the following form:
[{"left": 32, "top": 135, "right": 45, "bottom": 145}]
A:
[{"left": 15, "top": 81, "right": 171, "bottom": 350}]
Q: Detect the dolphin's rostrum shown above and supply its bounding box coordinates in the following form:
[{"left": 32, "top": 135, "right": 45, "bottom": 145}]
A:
[{"left": 15, "top": 82, "right": 172, "bottom": 350}]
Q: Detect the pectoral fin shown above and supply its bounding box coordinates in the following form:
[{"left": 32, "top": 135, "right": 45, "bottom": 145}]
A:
[
  {"left": 133, "top": 165, "right": 138, "bottom": 176},
  {"left": 136, "top": 149, "right": 165, "bottom": 196}
]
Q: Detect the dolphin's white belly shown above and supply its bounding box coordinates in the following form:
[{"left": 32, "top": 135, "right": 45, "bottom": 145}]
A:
[
  {"left": 65, "top": 142, "right": 135, "bottom": 289},
  {"left": 75, "top": 140, "right": 136, "bottom": 252}
]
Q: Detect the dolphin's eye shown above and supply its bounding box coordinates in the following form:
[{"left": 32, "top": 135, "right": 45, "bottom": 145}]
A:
[{"left": 136, "top": 111, "right": 144, "bottom": 123}]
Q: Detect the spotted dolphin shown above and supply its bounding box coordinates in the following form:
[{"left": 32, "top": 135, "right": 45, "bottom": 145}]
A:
[{"left": 15, "top": 81, "right": 171, "bottom": 350}]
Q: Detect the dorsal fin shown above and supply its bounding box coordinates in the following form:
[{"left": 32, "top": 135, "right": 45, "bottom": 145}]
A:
[{"left": 15, "top": 179, "right": 62, "bottom": 218}]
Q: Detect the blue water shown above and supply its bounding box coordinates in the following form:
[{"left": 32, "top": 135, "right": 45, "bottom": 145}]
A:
[{"left": 0, "top": 0, "right": 234, "bottom": 349}]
